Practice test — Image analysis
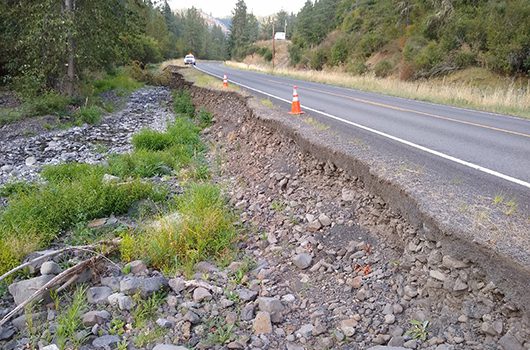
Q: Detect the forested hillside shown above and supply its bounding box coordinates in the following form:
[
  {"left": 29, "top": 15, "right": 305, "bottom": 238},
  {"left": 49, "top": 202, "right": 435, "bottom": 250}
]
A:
[
  {"left": 287, "top": 0, "right": 530, "bottom": 79},
  {"left": 0, "top": 0, "right": 227, "bottom": 99}
]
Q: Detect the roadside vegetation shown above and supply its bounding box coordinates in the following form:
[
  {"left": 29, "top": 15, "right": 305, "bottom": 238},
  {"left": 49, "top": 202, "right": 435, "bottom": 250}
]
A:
[
  {"left": 0, "top": 90, "right": 233, "bottom": 281},
  {"left": 227, "top": 61, "right": 530, "bottom": 118}
]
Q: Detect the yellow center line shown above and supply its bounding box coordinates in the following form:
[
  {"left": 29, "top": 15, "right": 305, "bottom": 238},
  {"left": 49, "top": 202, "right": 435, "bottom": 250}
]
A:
[{"left": 261, "top": 78, "right": 530, "bottom": 139}]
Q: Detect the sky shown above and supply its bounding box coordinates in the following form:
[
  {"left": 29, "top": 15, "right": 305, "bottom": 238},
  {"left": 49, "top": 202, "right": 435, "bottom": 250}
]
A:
[{"left": 168, "top": 0, "right": 307, "bottom": 18}]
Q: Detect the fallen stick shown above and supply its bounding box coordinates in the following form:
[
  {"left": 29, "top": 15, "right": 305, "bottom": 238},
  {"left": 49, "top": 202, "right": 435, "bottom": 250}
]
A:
[
  {"left": 0, "top": 239, "right": 120, "bottom": 283},
  {"left": 0, "top": 241, "right": 119, "bottom": 328}
]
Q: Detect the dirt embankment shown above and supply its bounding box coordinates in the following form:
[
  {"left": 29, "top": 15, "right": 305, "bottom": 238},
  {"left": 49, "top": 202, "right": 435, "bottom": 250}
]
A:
[{"left": 170, "top": 66, "right": 530, "bottom": 348}]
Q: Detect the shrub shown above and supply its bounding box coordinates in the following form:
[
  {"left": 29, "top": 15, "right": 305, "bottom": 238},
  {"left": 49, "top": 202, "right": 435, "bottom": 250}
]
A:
[
  {"left": 374, "top": 60, "right": 394, "bottom": 77},
  {"left": 73, "top": 106, "right": 102, "bottom": 125},
  {"left": 120, "top": 183, "right": 236, "bottom": 274},
  {"left": 93, "top": 70, "right": 143, "bottom": 95},
  {"left": 330, "top": 37, "right": 349, "bottom": 66},
  {"left": 28, "top": 92, "right": 71, "bottom": 116},
  {"left": 346, "top": 61, "right": 368, "bottom": 75},
  {"left": 309, "top": 48, "right": 328, "bottom": 71}
]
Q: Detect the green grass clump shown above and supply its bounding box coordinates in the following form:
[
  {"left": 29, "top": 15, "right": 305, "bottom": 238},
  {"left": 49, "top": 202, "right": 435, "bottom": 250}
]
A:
[
  {"left": 0, "top": 181, "right": 39, "bottom": 198},
  {"left": 41, "top": 163, "right": 105, "bottom": 184},
  {"left": 73, "top": 105, "right": 102, "bottom": 125},
  {"left": 55, "top": 287, "right": 88, "bottom": 350},
  {"left": 198, "top": 109, "right": 213, "bottom": 128},
  {"left": 173, "top": 90, "right": 195, "bottom": 116},
  {"left": 108, "top": 149, "right": 177, "bottom": 178},
  {"left": 28, "top": 92, "right": 71, "bottom": 116},
  {"left": 120, "top": 183, "right": 236, "bottom": 275},
  {"left": 93, "top": 70, "right": 143, "bottom": 95},
  {"left": 0, "top": 165, "right": 162, "bottom": 275},
  {"left": 132, "top": 129, "right": 174, "bottom": 151}
]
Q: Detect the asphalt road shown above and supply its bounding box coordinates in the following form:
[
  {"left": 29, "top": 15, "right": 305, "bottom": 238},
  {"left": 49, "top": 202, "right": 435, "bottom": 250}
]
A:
[{"left": 195, "top": 62, "right": 530, "bottom": 191}]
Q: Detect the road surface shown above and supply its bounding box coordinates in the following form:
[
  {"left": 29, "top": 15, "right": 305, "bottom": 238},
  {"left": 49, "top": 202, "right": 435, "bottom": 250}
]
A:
[{"left": 194, "top": 62, "right": 530, "bottom": 193}]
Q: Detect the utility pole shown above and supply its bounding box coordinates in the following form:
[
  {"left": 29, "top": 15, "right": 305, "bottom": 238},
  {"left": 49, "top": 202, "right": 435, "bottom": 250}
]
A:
[{"left": 272, "top": 21, "right": 275, "bottom": 71}]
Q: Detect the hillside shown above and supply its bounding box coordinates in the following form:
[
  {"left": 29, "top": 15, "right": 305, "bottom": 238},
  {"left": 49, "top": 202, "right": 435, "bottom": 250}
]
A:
[{"left": 287, "top": 0, "right": 530, "bottom": 81}]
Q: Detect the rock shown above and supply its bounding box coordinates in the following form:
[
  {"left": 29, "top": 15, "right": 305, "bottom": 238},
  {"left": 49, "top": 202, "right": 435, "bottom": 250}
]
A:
[
  {"left": 102, "top": 174, "right": 120, "bottom": 184},
  {"left": 286, "top": 342, "right": 305, "bottom": 350},
  {"left": 441, "top": 255, "right": 468, "bottom": 269},
  {"left": 296, "top": 324, "right": 314, "bottom": 338},
  {"left": 307, "top": 220, "right": 322, "bottom": 232},
  {"left": 366, "top": 347, "right": 408, "bottom": 350},
  {"left": 152, "top": 345, "right": 188, "bottom": 350},
  {"left": 498, "top": 333, "right": 524, "bottom": 350},
  {"left": 195, "top": 261, "right": 218, "bottom": 273},
  {"left": 183, "top": 310, "right": 200, "bottom": 324},
  {"left": 8, "top": 275, "right": 54, "bottom": 305},
  {"left": 156, "top": 318, "right": 174, "bottom": 328},
  {"left": 281, "top": 294, "right": 296, "bottom": 303},
  {"left": 169, "top": 277, "right": 186, "bottom": 293},
  {"left": 404, "top": 285, "right": 418, "bottom": 298},
  {"left": 293, "top": 253, "right": 312, "bottom": 269},
  {"left": 318, "top": 213, "right": 332, "bottom": 226},
  {"left": 193, "top": 287, "right": 212, "bottom": 302},
  {"left": 40, "top": 261, "right": 61, "bottom": 275},
  {"left": 82, "top": 311, "right": 110, "bottom": 327},
  {"left": 348, "top": 276, "right": 363, "bottom": 289},
  {"left": 258, "top": 297, "right": 284, "bottom": 323},
  {"left": 118, "top": 295, "right": 134, "bottom": 310},
  {"left": 237, "top": 288, "right": 258, "bottom": 301},
  {"left": 429, "top": 270, "right": 447, "bottom": 281},
  {"left": 340, "top": 318, "right": 358, "bottom": 337},
  {"left": 481, "top": 321, "right": 499, "bottom": 336},
  {"left": 0, "top": 326, "right": 15, "bottom": 341},
  {"left": 42, "top": 345, "right": 60, "bottom": 350},
  {"left": 342, "top": 189, "right": 355, "bottom": 201},
  {"left": 241, "top": 303, "right": 255, "bottom": 321},
  {"left": 87, "top": 286, "right": 112, "bottom": 304},
  {"left": 253, "top": 311, "right": 272, "bottom": 335},
  {"left": 25, "top": 156, "right": 37, "bottom": 166},
  {"left": 92, "top": 335, "right": 120, "bottom": 349},
  {"left": 120, "top": 276, "right": 168, "bottom": 296},
  {"left": 384, "top": 314, "right": 396, "bottom": 324},
  {"left": 101, "top": 277, "right": 120, "bottom": 292},
  {"left": 88, "top": 218, "right": 107, "bottom": 228},
  {"left": 453, "top": 279, "right": 468, "bottom": 291},
  {"left": 11, "top": 312, "right": 47, "bottom": 331},
  {"left": 125, "top": 260, "right": 147, "bottom": 275}
]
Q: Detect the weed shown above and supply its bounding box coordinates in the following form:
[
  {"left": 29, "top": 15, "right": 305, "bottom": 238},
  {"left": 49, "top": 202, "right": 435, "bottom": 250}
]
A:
[
  {"left": 173, "top": 90, "right": 195, "bottom": 116},
  {"left": 109, "top": 318, "right": 126, "bottom": 336},
  {"left": 0, "top": 163, "right": 159, "bottom": 275},
  {"left": 73, "top": 106, "right": 102, "bottom": 125},
  {"left": 206, "top": 317, "right": 235, "bottom": 345},
  {"left": 504, "top": 199, "right": 517, "bottom": 216},
  {"left": 0, "top": 181, "right": 39, "bottom": 198},
  {"left": 121, "top": 183, "right": 236, "bottom": 275},
  {"left": 197, "top": 109, "right": 213, "bottom": 128},
  {"left": 132, "top": 129, "right": 174, "bottom": 151},
  {"left": 225, "top": 289, "right": 240, "bottom": 303},
  {"left": 304, "top": 116, "right": 330, "bottom": 131},
  {"left": 261, "top": 99, "right": 274, "bottom": 108},
  {"left": 131, "top": 292, "right": 165, "bottom": 328},
  {"left": 271, "top": 200, "right": 286, "bottom": 212},
  {"left": 493, "top": 194, "right": 504, "bottom": 205},
  {"left": 92, "top": 69, "right": 143, "bottom": 96},
  {"left": 133, "top": 326, "right": 167, "bottom": 347},
  {"left": 117, "top": 340, "right": 129, "bottom": 350},
  {"left": 406, "top": 319, "right": 429, "bottom": 341},
  {"left": 56, "top": 286, "right": 88, "bottom": 350},
  {"left": 93, "top": 143, "right": 109, "bottom": 154},
  {"left": 28, "top": 92, "right": 71, "bottom": 116},
  {"left": 108, "top": 150, "right": 177, "bottom": 178}
]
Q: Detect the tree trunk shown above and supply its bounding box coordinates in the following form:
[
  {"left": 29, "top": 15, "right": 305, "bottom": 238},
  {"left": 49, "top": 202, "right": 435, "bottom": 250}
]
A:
[{"left": 65, "top": 0, "right": 75, "bottom": 96}]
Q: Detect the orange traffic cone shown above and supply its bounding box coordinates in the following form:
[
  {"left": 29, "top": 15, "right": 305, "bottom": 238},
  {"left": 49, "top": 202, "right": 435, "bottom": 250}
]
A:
[
  {"left": 222, "top": 74, "right": 228, "bottom": 88},
  {"left": 288, "top": 85, "right": 304, "bottom": 115}
]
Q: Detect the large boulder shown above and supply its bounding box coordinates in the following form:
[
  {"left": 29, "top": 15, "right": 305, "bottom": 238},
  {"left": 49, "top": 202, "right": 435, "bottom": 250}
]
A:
[{"left": 8, "top": 275, "right": 54, "bottom": 305}]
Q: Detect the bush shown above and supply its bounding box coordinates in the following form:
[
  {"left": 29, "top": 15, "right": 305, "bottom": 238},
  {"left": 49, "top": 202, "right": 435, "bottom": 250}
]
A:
[
  {"left": 28, "top": 92, "right": 71, "bottom": 116},
  {"left": 73, "top": 106, "right": 102, "bottom": 125},
  {"left": 374, "top": 60, "right": 394, "bottom": 77},
  {"left": 120, "top": 183, "right": 236, "bottom": 274},
  {"left": 330, "top": 37, "right": 349, "bottom": 66},
  {"left": 93, "top": 70, "right": 143, "bottom": 95},
  {"left": 346, "top": 61, "right": 368, "bottom": 75},
  {"left": 309, "top": 48, "right": 328, "bottom": 71}
]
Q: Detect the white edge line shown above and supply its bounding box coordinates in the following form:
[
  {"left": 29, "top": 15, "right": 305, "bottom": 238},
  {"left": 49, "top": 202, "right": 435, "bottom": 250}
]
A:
[{"left": 194, "top": 65, "right": 530, "bottom": 190}]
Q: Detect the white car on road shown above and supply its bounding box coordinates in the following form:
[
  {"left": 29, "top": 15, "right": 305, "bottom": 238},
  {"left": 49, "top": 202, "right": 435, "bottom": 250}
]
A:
[{"left": 184, "top": 54, "right": 196, "bottom": 66}]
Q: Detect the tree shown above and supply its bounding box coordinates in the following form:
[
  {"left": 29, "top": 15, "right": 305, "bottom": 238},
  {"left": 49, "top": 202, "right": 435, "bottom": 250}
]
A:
[{"left": 229, "top": 0, "right": 250, "bottom": 59}]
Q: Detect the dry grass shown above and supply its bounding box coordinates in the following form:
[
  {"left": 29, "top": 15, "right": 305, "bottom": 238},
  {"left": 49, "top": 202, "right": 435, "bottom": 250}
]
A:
[
  {"left": 174, "top": 64, "right": 240, "bottom": 92},
  {"left": 226, "top": 61, "right": 530, "bottom": 119}
]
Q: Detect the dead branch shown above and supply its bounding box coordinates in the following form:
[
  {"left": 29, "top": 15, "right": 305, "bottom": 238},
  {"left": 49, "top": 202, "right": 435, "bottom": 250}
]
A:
[
  {"left": 0, "top": 239, "right": 120, "bottom": 283},
  {"left": 0, "top": 240, "right": 120, "bottom": 328}
]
